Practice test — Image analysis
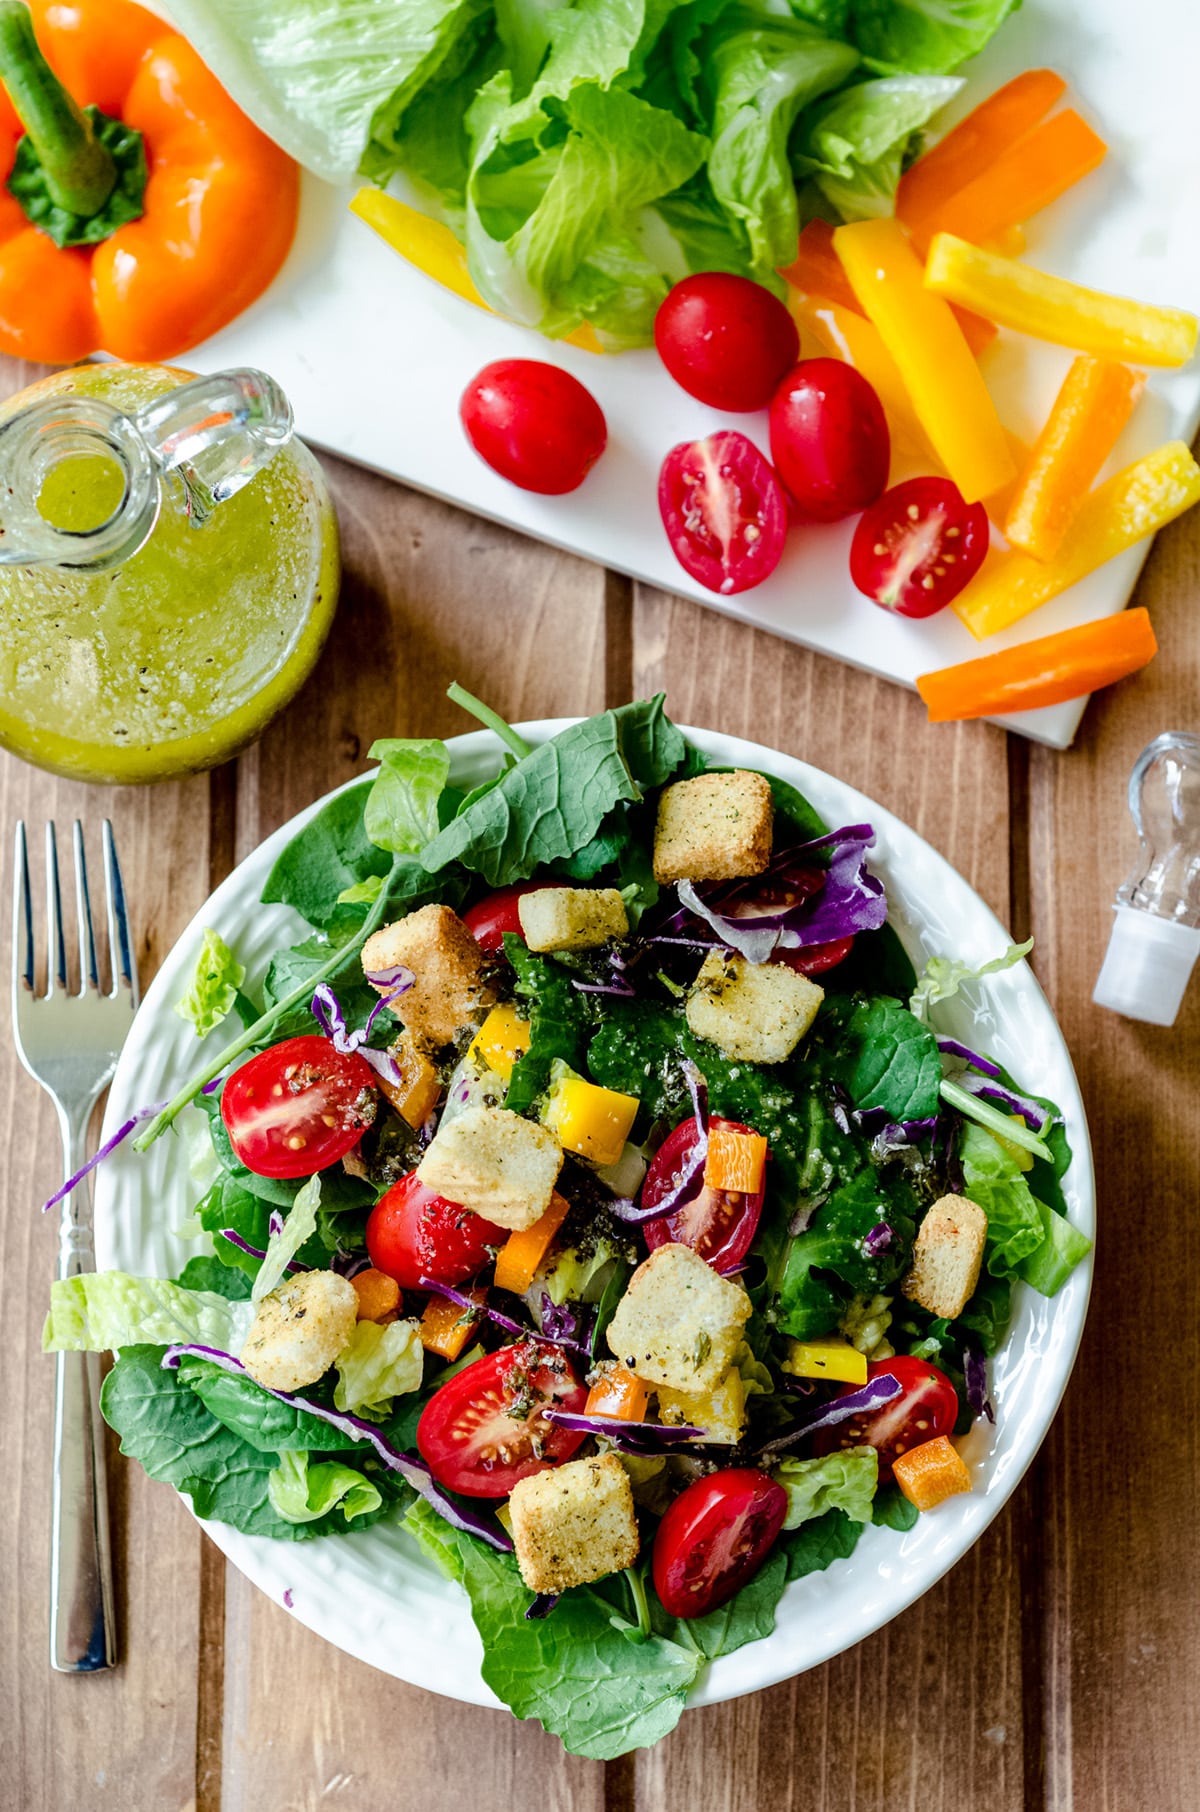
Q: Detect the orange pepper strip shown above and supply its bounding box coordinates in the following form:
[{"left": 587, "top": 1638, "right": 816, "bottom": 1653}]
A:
[
  {"left": 704, "top": 1126, "right": 767, "bottom": 1196},
  {"left": 897, "top": 68, "right": 1066, "bottom": 236},
  {"left": 780, "top": 218, "right": 863, "bottom": 315},
  {"left": 585, "top": 1365, "right": 650, "bottom": 1422},
  {"left": 892, "top": 1435, "right": 972, "bottom": 1511},
  {"left": 377, "top": 1030, "right": 441, "bottom": 1130},
  {"left": 912, "top": 110, "right": 1107, "bottom": 254},
  {"left": 420, "top": 1287, "right": 487, "bottom": 1361},
  {"left": 493, "top": 1192, "right": 571, "bottom": 1295},
  {"left": 916, "top": 608, "right": 1157, "bottom": 723},
  {"left": 1004, "top": 358, "right": 1143, "bottom": 560}
]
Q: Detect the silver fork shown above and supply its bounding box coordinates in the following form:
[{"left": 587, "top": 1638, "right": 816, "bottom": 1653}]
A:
[{"left": 13, "top": 821, "right": 139, "bottom": 1673}]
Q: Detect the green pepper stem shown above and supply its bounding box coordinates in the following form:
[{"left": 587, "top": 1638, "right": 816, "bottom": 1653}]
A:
[
  {"left": 0, "top": 1, "right": 116, "bottom": 217},
  {"left": 446, "top": 681, "right": 533, "bottom": 762}
]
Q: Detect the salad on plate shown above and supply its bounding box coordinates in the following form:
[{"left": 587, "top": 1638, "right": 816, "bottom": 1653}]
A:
[{"left": 45, "top": 690, "right": 1091, "bottom": 1754}]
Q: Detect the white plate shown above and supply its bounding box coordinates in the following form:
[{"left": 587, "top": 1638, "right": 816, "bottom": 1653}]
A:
[
  {"left": 95, "top": 721, "right": 1095, "bottom": 1713},
  {"left": 170, "top": 0, "right": 1200, "bottom": 750}
]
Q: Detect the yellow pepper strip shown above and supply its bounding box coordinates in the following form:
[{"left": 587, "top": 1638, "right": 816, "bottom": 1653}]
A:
[
  {"left": 468, "top": 1003, "right": 532, "bottom": 1084},
  {"left": 377, "top": 1030, "right": 441, "bottom": 1129},
  {"left": 834, "top": 219, "right": 1015, "bottom": 503},
  {"left": 656, "top": 1369, "right": 746, "bottom": 1445},
  {"left": 349, "top": 188, "right": 605, "bottom": 354},
  {"left": 953, "top": 440, "right": 1200, "bottom": 638},
  {"left": 787, "top": 290, "right": 935, "bottom": 462},
  {"left": 542, "top": 1070, "right": 640, "bottom": 1166},
  {"left": 925, "top": 233, "right": 1199, "bottom": 368},
  {"left": 781, "top": 1337, "right": 868, "bottom": 1386},
  {"left": 493, "top": 1192, "right": 570, "bottom": 1294},
  {"left": 1003, "top": 357, "right": 1143, "bottom": 560}
]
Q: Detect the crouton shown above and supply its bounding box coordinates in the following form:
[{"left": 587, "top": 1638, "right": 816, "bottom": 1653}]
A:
[
  {"left": 653, "top": 770, "right": 774, "bottom": 884},
  {"left": 605, "top": 1243, "right": 751, "bottom": 1393},
  {"left": 655, "top": 1367, "right": 746, "bottom": 1445},
  {"left": 517, "top": 886, "right": 629, "bottom": 952},
  {"left": 509, "top": 1452, "right": 640, "bottom": 1592},
  {"left": 241, "top": 1271, "right": 358, "bottom": 1393},
  {"left": 415, "top": 1104, "right": 563, "bottom": 1231},
  {"left": 902, "top": 1194, "right": 988, "bottom": 1321},
  {"left": 361, "top": 904, "right": 494, "bottom": 1049},
  {"left": 686, "top": 948, "right": 823, "bottom": 1063}
]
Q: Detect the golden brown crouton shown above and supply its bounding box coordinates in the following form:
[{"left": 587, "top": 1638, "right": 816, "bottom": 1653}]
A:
[
  {"left": 509, "top": 1453, "right": 640, "bottom": 1592},
  {"left": 653, "top": 770, "right": 774, "bottom": 884},
  {"left": 517, "top": 887, "right": 629, "bottom": 952},
  {"left": 903, "top": 1195, "right": 988, "bottom": 1321},
  {"left": 241, "top": 1271, "right": 358, "bottom": 1393},
  {"left": 361, "top": 904, "right": 494, "bottom": 1049},
  {"left": 686, "top": 948, "right": 823, "bottom": 1063},
  {"left": 415, "top": 1104, "right": 563, "bottom": 1231},
  {"left": 606, "top": 1243, "right": 752, "bottom": 1393}
]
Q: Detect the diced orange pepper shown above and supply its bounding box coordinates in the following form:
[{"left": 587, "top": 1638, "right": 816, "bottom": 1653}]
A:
[
  {"left": 913, "top": 110, "right": 1106, "bottom": 255},
  {"left": 351, "top": 1267, "right": 401, "bottom": 1323},
  {"left": 917, "top": 607, "right": 1157, "bottom": 722},
  {"left": 1003, "top": 358, "right": 1143, "bottom": 559},
  {"left": 419, "top": 1286, "right": 487, "bottom": 1361},
  {"left": 704, "top": 1125, "right": 767, "bottom": 1195},
  {"left": 834, "top": 219, "right": 1015, "bottom": 503},
  {"left": 788, "top": 291, "right": 935, "bottom": 463},
  {"left": 492, "top": 1191, "right": 570, "bottom": 1295},
  {"left": 892, "top": 1434, "right": 972, "bottom": 1511},
  {"left": 377, "top": 1029, "right": 441, "bottom": 1129},
  {"left": 584, "top": 1364, "right": 649, "bottom": 1422},
  {"left": 897, "top": 69, "right": 1067, "bottom": 236},
  {"left": 781, "top": 218, "right": 863, "bottom": 315}
]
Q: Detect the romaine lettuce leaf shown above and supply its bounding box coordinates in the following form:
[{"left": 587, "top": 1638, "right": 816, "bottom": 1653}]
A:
[
  {"left": 44, "top": 1273, "right": 254, "bottom": 1356},
  {"left": 958, "top": 1122, "right": 1046, "bottom": 1277},
  {"left": 909, "top": 937, "right": 1034, "bottom": 1022},
  {"left": 774, "top": 1445, "right": 879, "bottom": 1528},
  {"left": 252, "top": 1173, "right": 322, "bottom": 1304},
  {"left": 333, "top": 1318, "right": 424, "bottom": 1420},
  {"left": 851, "top": 0, "right": 1020, "bottom": 75},
  {"left": 174, "top": 929, "right": 246, "bottom": 1039},
  {"left": 799, "top": 73, "right": 962, "bottom": 220},
  {"left": 1017, "top": 1197, "right": 1093, "bottom": 1297},
  {"left": 364, "top": 737, "right": 450, "bottom": 855},
  {"left": 267, "top": 1449, "right": 383, "bottom": 1524}
]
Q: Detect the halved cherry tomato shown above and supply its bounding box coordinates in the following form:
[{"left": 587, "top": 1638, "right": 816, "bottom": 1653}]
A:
[
  {"left": 221, "top": 1035, "right": 376, "bottom": 1180},
  {"left": 658, "top": 431, "right": 788, "bottom": 596},
  {"left": 366, "top": 1170, "right": 507, "bottom": 1290},
  {"left": 462, "top": 883, "right": 541, "bottom": 954},
  {"left": 653, "top": 1468, "right": 788, "bottom": 1618},
  {"left": 850, "top": 476, "right": 989, "bottom": 617},
  {"left": 815, "top": 1356, "right": 959, "bottom": 1483},
  {"left": 654, "top": 272, "right": 800, "bottom": 412},
  {"left": 416, "top": 1340, "right": 588, "bottom": 1497},
  {"left": 460, "top": 359, "right": 607, "bottom": 494},
  {"left": 718, "top": 861, "right": 856, "bottom": 977},
  {"left": 643, "top": 1116, "right": 766, "bottom": 1273},
  {"left": 768, "top": 359, "right": 890, "bottom": 523}
]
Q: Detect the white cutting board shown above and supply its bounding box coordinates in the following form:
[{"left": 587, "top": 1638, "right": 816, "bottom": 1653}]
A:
[{"left": 184, "top": 0, "right": 1200, "bottom": 748}]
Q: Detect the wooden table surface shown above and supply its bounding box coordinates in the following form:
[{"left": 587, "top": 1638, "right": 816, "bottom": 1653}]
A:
[{"left": 1, "top": 348, "right": 1197, "bottom": 1812}]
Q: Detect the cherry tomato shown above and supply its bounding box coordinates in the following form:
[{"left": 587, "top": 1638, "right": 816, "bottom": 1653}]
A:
[
  {"left": 658, "top": 431, "right": 787, "bottom": 595},
  {"left": 653, "top": 1468, "right": 787, "bottom": 1618},
  {"left": 366, "top": 1170, "right": 507, "bottom": 1290},
  {"left": 460, "top": 359, "right": 607, "bottom": 494},
  {"left": 221, "top": 1035, "right": 376, "bottom": 1180},
  {"left": 643, "top": 1116, "right": 766, "bottom": 1273},
  {"left": 654, "top": 273, "right": 800, "bottom": 412},
  {"left": 850, "top": 476, "right": 989, "bottom": 617},
  {"left": 715, "top": 861, "right": 855, "bottom": 977},
  {"left": 462, "top": 883, "right": 541, "bottom": 954},
  {"left": 816, "top": 1356, "right": 959, "bottom": 1483},
  {"left": 417, "top": 1340, "right": 588, "bottom": 1497},
  {"left": 768, "top": 358, "right": 889, "bottom": 523}
]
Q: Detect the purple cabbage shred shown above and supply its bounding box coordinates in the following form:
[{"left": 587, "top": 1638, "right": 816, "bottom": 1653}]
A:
[
  {"left": 962, "top": 1339, "right": 995, "bottom": 1424},
  {"left": 418, "top": 1276, "right": 526, "bottom": 1339},
  {"left": 674, "top": 824, "right": 887, "bottom": 963},
  {"left": 42, "top": 1100, "right": 167, "bottom": 1214},
  {"left": 544, "top": 1408, "right": 707, "bottom": 1453},
  {"left": 758, "top": 1372, "right": 903, "bottom": 1457},
  {"left": 538, "top": 1293, "right": 595, "bottom": 1355},
  {"left": 956, "top": 1073, "right": 1051, "bottom": 1133},
  {"left": 935, "top": 1037, "right": 1003, "bottom": 1080},
  {"left": 219, "top": 1227, "right": 306, "bottom": 1273},
  {"left": 863, "top": 1221, "right": 893, "bottom": 1256},
  {"left": 311, "top": 982, "right": 405, "bottom": 1088},
  {"left": 525, "top": 1593, "right": 559, "bottom": 1620}
]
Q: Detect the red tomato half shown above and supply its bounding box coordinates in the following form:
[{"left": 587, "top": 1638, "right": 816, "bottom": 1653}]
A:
[
  {"left": 462, "top": 883, "right": 541, "bottom": 954},
  {"left": 816, "top": 1356, "right": 959, "bottom": 1483},
  {"left": 366, "top": 1170, "right": 507, "bottom": 1290},
  {"left": 654, "top": 273, "right": 800, "bottom": 412},
  {"left": 460, "top": 359, "right": 607, "bottom": 495},
  {"left": 221, "top": 1035, "right": 376, "bottom": 1180},
  {"left": 768, "top": 358, "right": 889, "bottom": 523},
  {"left": 658, "top": 431, "right": 787, "bottom": 595},
  {"left": 850, "top": 476, "right": 989, "bottom": 617},
  {"left": 643, "top": 1116, "right": 766, "bottom": 1273},
  {"left": 653, "top": 1468, "right": 787, "bottom": 1618},
  {"left": 417, "top": 1341, "right": 588, "bottom": 1497},
  {"left": 719, "top": 861, "right": 855, "bottom": 977}
]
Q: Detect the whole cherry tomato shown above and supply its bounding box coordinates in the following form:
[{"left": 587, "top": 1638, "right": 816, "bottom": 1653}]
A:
[
  {"left": 768, "top": 358, "right": 889, "bottom": 522},
  {"left": 654, "top": 272, "right": 800, "bottom": 411},
  {"left": 460, "top": 359, "right": 606, "bottom": 494}
]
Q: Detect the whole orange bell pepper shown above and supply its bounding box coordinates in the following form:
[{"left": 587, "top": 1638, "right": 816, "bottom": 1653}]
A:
[{"left": 0, "top": 0, "right": 298, "bottom": 364}]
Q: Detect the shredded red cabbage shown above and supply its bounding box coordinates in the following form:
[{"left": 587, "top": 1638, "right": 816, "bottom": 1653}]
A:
[
  {"left": 936, "top": 1037, "right": 1003, "bottom": 1080},
  {"left": 675, "top": 824, "right": 887, "bottom": 963},
  {"left": 201, "top": 1074, "right": 224, "bottom": 1097},
  {"left": 863, "top": 1221, "right": 893, "bottom": 1255},
  {"left": 42, "top": 1100, "right": 167, "bottom": 1213},
  {"left": 282, "top": 1587, "right": 294, "bottom": 1608},
  {"left": 310, "top": 983, "right": 405, "bottom": 1088},
  {"left": 525, "top": 1593, "right": 559, "bottom": 1620},
  {"left": 932, "top": 1111, "right": 965, "bottom": 1195},
  {"left": 418, "top": 1275, "right": 525, "bottom": 1338},
  {"left": 962, "top": 1339, "right": 995, "bottom": 1424},
  {"left": 544, "top": 1408, "right": 707, "bottom": 1452},
  {"left": 758, "top": 1372, "right": 902, "bottom": 1456},
  {"left": 537, "top": 1293, "right": 595, "bottom": 1355},
  {"left": 956, "top": 1073, "right": 1051, "bottom": 1133},
  {"left": 220, "top": 1227, "right": 306, "bottom": 1272},
  {"left": 855, "top": 1108, "right": 938, "bottom": 1138},
  {"left": 161, "top": 1343, "right": 512, "bottom": 1551}
]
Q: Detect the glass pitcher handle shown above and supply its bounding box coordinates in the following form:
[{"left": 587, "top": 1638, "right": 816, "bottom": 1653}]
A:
[{"left": 132, "top": 369, "right": 294, "bottom": 528}]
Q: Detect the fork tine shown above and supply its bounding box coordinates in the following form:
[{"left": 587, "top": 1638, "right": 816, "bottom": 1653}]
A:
[
  {"left": 72, "top": 821, "right": 100, "bottom": 995},
  {"left": 12, "top": 821, "right": 33, "bottom": 994},
  {"left": 44, "top": 823, "right": 66, "bottom": 997},
  {"left": 101, "top": 821, "right": 137, "bottom": 1005}
]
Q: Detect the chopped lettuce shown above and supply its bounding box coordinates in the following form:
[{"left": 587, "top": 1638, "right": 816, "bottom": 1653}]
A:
[
  {"left": 774, "top": 1446, "right": 879, "bottom": 1529},
  {"left": 959, "top": 1123, "right": 1091, "bottom": 1293},
  {"left": 333, "top": 1318, "right": 425, "bottom": 1420},
  {"left": 175, "top": 929, "right": 246, "bottom": 1039},
  {"left": 267, "top": 1450, "right": 383, "bottom": 1525},
  {"left": 851, "top": 0, "right": 1021, "bottom": 76},
  {"left": 44, "top": 1272, "right": 254, "bottom": 1356},
  {"left": 798, "top": 73, "right": 962, "bottom": 220},
  {"left": 252, "top": 1174, "right": 322, "bottom": 1305},
  {"left": 909, "top": 938, "right": 1034, "bottom": 1022}
]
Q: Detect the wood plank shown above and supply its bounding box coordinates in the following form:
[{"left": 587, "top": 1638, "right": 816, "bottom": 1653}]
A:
[
  {"left": 1028, "top": 486, "right": 1200, "bottom": 1812},
  {"left": 629, "top": 588, "right": 1026, "bottom": 1812}
]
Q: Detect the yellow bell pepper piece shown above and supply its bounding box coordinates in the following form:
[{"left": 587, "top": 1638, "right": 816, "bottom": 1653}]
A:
[
  {"left": 834, "top": 219, "right": 1015, "bottom": 503},
  {"left": 468, "top": 1003, "right": 532, "bottom": 1084},
  {"left": 925, "top": 233, "right": 1199, "bottom": 368},
  {"left": 781, "top": 1336, "right": 868, "bottom": 1385},
  {"left": 953, "top": 440, "right": 1200, "bottom": 638},
  {"left": 542, "top": 1069, "right": 639, "bottom": 1166},
  {"left": 377, "top": 1029, "right": 441, "bottom": 1129},
  {"left": 787, "top": 290, "right": 935, "bottom": 463},
  {"left": 349, "top": 189, "right": 606, "bottom": 354},
  {"left": 656, "top": 1368, "right": 746, "bottom": 1445}
]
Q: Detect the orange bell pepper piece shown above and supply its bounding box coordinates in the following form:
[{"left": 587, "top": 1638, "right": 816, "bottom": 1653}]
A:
[
  {"left": 1004, "top": 357, "right": 1143, "bottom": 560},
  {"left": 925, "top": 234, "right": 1199, "bottom": 368},
  {"left": 892, "top": 1435, "right": 972, "bottom": 1510},
  {"left": 584, "top": 1364, "right": 649, "bottom": 1423},
  {"left": 834, "top": 219, "right": 1014, "bottom": 504},
  {"left": 897, "top": 69, "right": 1066, "bottom": 235},
  {"left": 492, "top": 1192, "right": 570, "bottom": 1295},
  {"left": 350, "top": 1267, "right": 401, "bottom": 1323},
  {"left": 377, "top": 1030, "right": 442, "bottom": 1130},
  {"left": 914, "top": 110, "right": 1106, "bottom": 254},
  {"left": 704, "top": 1125, "right": 767, "bottom": 1196},
  {"left": 0, "top": 0, "right": 298, "bottom": 364},
  {"left": 420, "top": 1286, "right": 487, "bottom": 1361},
  {"left": 917, "top": 607, "right": 1157, "bottom": 723}
]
